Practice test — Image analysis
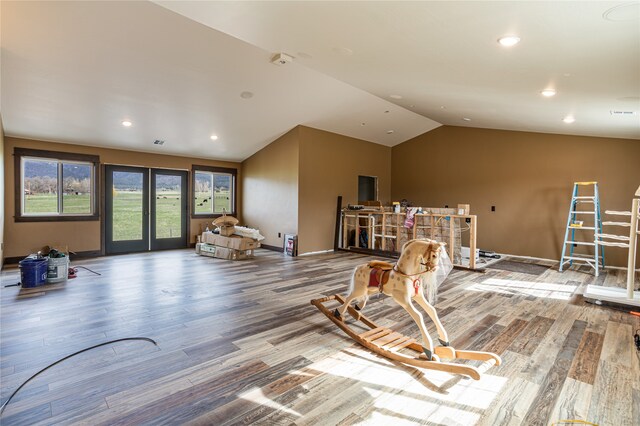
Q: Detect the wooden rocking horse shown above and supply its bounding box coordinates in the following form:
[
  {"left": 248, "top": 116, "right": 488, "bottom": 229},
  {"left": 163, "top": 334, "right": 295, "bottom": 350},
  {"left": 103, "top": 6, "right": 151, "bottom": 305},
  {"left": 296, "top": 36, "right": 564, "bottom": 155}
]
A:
[{"left": 311, "top": 239, "right": 501, "bottom": 380}]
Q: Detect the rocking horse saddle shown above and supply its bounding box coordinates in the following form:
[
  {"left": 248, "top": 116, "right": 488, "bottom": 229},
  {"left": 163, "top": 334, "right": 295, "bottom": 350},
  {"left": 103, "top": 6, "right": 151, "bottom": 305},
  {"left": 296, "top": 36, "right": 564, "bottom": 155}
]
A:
[
  {"left": 367, "top": 260, "right": 395, "bottom": 270},
  {"left": 367, "top": 261, "right": 394, "bottom": 289}
]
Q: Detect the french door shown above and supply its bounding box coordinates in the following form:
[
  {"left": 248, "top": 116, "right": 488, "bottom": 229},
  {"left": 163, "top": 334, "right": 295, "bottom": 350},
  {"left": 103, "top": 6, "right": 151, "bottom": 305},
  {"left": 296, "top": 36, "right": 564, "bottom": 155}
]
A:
[{"left": 105, "top": 166, "right": 188, "bottom": 254}]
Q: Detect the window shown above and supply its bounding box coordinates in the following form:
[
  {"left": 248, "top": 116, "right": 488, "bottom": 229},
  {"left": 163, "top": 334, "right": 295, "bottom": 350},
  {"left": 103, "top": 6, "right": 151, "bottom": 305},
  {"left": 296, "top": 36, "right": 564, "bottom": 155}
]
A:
[
  {"left": 192, "top": 165, "right": 236, "bottom": 217},
  {"left": 15, "top": 148, "right": 99, "bottom": 221}
]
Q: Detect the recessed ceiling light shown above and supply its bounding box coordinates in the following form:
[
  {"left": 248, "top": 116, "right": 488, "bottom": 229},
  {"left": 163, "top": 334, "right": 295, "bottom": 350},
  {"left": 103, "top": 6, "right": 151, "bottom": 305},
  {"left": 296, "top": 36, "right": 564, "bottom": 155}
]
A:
[
  {"left": 409, "top": 104, "right": 415, "bottom": 108},
  {"left": 563, "top": 116, "right": 576, "bottom": 124},
  {"left": 462, "top": 117, "right": 472, "bottom": 121},
  {"left": 497, "top": 35, "right": 521, "bottom": 47},
  {"left": 389, "top": 94, "right": 403, "bottom": 99},
  {"left": 240, "top": 91, "right": 254, "bottom": 99},
  {"left": 541, "top": 89, "right": 556, "bottom": 97},
  {"left": 440, "top": 106, "right": 446, "bottom": 110},
  {"left": 386, "top": 130, "right": 394, "bottom": 134},
  {"left": 210, "top": 135, "right": 219, "bottom": 141},
  {"left": 122, "top": 120, "right": 132, "bottom": 127}
]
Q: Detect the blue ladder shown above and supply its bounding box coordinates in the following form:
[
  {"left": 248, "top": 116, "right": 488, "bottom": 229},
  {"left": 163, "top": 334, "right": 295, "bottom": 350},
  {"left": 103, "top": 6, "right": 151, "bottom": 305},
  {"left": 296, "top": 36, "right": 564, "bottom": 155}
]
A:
[{"left": 559, "top": 182, "right": 605, "bottom": 276}]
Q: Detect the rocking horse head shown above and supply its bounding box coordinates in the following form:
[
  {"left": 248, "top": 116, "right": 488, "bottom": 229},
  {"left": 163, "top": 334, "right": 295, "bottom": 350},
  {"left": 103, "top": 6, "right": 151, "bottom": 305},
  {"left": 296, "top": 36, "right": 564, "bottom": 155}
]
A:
[{"left": 397, "top": 239, "right": 446, "bottom": 275}]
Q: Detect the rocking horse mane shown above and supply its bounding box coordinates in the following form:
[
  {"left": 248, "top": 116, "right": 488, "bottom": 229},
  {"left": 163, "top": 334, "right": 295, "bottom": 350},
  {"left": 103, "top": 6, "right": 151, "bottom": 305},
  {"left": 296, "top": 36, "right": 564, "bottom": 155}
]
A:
[{"left": 420, "top": 265, "right": 439, "bottom": 305}]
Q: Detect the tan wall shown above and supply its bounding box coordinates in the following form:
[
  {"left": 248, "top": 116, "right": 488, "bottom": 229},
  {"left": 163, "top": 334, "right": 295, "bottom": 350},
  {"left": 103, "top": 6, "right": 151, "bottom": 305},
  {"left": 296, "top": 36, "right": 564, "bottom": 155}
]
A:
[
  {"left": 0, "top": 117, "right": 4, "bottom": 266},
  {"left": 391, "top": 126, "right": 640, "bottom": 266},
  {"left": 3, "top": 137, "right": 241, "bottom": 258},
  {"left": 241, "top": 127, "right": 299, "bottom": 249},
  {"left": 298, "top": 126, "right": 392, "bottom": 254}
]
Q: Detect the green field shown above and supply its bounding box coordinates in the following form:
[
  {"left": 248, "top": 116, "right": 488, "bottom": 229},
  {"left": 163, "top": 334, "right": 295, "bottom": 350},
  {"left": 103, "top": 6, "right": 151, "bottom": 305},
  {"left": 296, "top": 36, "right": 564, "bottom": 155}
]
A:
[
  {"left": 194, "top": 191, "right": 231, "bottom": 214},
  {"left": 24, "top": 193, "right": 91, "bottom": 214},
  {"left": 24, "top": 192, "right": 190, "bottom": 241},
  {"left": 151, "top": 192, "right": 182, "bottom": 240}
]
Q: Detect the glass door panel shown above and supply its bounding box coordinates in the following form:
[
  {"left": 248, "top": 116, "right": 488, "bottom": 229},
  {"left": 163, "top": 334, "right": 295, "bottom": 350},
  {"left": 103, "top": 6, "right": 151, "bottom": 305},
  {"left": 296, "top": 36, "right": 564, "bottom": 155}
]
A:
[
  {"left": 105, "top": 166, "right": 149, "bottom": 254},
  {"left": 150, "top": 169, "right": 188, "bottom": 250},
  {"left": 112, "top": 171, "right": 144, "bottom": 241}
]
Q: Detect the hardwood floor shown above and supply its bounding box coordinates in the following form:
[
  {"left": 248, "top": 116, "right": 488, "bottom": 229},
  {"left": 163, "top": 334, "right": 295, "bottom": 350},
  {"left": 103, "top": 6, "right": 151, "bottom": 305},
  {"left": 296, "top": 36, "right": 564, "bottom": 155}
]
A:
[{"left": 1, "top": 249, "right": 638, "bottom": 425}]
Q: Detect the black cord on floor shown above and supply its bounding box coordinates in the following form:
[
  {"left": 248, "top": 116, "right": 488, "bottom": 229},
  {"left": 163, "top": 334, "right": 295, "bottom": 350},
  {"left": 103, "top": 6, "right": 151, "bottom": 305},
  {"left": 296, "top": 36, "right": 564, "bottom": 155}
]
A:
[
  {"left": 634, "top": 329, "right": 640, "bottom": 351},
  {"left": 0, "top": 337, "right": 157, "bottom": 417},
  {"left": 74, "top": 265, "right": 101, "bottom": 276}
]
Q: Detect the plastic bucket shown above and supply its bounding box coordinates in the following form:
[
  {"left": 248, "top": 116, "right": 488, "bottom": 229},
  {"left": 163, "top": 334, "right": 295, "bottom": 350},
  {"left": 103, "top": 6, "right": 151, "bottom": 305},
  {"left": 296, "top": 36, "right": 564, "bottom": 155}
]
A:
[
  {"left": 19, "top": 258, "right": 49, "bottom": 288},
  {"left": 47, "top": 257, "right": 69, "bottom": 283}
]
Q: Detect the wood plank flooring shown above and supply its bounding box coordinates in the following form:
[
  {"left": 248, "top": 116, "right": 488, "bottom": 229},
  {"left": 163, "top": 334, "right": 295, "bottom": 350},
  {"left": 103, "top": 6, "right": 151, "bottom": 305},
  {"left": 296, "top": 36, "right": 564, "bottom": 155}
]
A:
[{"left": 1, "top": 249, "right": 638, "bottom": 425}]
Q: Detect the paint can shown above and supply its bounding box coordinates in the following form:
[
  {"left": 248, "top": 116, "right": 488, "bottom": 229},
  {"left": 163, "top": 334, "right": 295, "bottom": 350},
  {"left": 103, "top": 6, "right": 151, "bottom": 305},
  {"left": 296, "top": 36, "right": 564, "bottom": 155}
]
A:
[
  {"left": 19, "top": 258, "right": 49, "bottom": 288},
  {"left": 47, "top": 256, "right": 69, "bottom": 283}
]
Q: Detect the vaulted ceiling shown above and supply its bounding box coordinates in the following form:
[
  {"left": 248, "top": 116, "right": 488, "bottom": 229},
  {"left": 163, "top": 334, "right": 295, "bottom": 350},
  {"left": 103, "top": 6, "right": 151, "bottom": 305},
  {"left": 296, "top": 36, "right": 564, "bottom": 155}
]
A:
[{"left": 2, "top": 1, "right": 638, "bottom": 161}]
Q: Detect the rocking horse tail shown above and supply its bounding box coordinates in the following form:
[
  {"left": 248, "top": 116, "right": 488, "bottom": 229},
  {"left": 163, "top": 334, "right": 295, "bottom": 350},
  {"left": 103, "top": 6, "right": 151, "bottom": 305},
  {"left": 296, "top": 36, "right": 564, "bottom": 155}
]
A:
[{"left": 345, "top": 267, "right": 357, "bottom": 297}]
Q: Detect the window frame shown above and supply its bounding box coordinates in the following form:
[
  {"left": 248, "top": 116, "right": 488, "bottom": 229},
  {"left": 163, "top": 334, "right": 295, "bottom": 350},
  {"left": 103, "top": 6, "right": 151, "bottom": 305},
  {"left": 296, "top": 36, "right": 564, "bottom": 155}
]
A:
[
  {"left": 14, "top": 148, "right": 100, "bottom": 222},
  {"left": 191, "top": 165, "right": 237, "bottom": 218}
]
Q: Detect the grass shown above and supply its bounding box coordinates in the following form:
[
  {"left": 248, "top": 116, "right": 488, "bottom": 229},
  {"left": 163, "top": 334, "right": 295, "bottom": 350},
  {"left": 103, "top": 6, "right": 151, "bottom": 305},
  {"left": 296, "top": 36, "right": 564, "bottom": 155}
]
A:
[
  {"left": 24, "top": 193, "right": 91, "bottom": 214},
  {"left": 22, "top": 192, "right": 220, "bottom": 241},
  {"left": 194, "top": 191, "right": 231, "bottom": 214}
]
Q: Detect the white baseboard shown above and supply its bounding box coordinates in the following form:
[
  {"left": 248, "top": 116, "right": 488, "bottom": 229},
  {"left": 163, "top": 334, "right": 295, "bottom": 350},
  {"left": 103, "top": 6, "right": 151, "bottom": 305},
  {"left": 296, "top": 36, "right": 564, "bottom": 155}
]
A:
[
  {"left": 299, "top": 249, "right": 334, "bottom": 257},
  {"left": 584, "top": 285, "right": 640, "bottom": 308}
]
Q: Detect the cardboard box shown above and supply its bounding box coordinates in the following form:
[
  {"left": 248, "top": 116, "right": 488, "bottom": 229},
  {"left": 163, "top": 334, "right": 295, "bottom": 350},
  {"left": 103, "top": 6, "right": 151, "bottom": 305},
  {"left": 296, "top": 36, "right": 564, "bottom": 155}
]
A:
[
  {"left": 284, "top": 234, "right": 297, "bottom": 256},
  {"left": 196, "top": 243, "right": 254, "bottom": 260},
  {"left": 212, "top": 246, "right": 254, "bottom": 260},
  {"left": 199, "top": 243, "right": 217, "bottom": 257},
  {"left": 201, "top": 233, "right": 260, "bottom": 251},
  {"left": 218, "top": 225, "right": 235, "bottom": 236},
  {"left": 457, "top": 204, "right": 470, "bottom": 215}
]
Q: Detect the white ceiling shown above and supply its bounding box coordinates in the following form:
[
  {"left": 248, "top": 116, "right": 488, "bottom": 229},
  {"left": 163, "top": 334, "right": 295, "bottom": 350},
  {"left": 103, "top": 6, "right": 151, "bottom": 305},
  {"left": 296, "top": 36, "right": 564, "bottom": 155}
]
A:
[
  {"left": 0, "top": 1, "right": 438, "bottom": 161},
  {"left": 156, "top": 0, "right": 640, "bottom": 140},
  {"left": 1, "top": 2, "right": 639, "bottom": 163}
]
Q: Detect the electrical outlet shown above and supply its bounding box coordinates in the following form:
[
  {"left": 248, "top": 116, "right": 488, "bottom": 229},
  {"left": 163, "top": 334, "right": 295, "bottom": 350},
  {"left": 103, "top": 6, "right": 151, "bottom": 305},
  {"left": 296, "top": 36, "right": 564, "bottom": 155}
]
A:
[
  {"left": 278, "top": 232, "right": 281, "bottom": 238},
  {"left": 491, "top": 206, "right": 496, "bottom": 212}
]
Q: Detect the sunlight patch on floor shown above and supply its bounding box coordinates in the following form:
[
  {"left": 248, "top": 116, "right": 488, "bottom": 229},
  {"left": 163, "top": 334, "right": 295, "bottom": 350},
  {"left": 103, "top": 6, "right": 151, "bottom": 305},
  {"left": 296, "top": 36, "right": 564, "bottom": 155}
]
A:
[
  {"left": 237, "top": 387, "right": 302, "bottom": 417},
  {"left": 467, "top": 278, "right": 578, "bottom": 300},
  {"left": 362, "top": 386, "right": 481, "bottom": 425},
  {"left": 309, "top": 347, "right": 506, "bottom": 412}
]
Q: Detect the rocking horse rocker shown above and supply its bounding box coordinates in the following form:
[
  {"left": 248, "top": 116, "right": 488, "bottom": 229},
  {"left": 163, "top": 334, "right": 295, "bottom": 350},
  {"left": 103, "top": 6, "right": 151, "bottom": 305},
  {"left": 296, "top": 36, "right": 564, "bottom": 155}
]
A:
[{"left": 311, "top": 239, "right": 501, "bottom": 380}]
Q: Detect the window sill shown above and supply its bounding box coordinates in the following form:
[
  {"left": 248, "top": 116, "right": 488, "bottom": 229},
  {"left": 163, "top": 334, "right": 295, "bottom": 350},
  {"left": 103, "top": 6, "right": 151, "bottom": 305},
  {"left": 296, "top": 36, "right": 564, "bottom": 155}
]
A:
[
  {"left": 15, "top": 215, "right": 100, "bottom": 223},
  {"left": 190, "top": 212, "right": 237, "bottom": 219}
]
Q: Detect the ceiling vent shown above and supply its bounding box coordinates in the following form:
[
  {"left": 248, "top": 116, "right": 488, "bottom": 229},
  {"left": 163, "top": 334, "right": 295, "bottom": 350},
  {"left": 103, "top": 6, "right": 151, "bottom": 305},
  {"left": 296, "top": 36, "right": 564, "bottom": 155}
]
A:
[
  {"left": 153, "top": 140, "right": 165, "bottom": 145},
  {"left": 271, "top": 53, "right": 293, "bottom": 66},
  {"left": 610, "top": 110, "right": 637, "bottom": 116}
]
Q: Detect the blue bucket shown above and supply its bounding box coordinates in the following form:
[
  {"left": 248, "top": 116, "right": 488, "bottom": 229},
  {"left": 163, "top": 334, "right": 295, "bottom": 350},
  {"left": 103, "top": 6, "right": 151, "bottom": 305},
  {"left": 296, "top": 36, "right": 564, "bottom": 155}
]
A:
[{"left": 19, "top": 258, "right": 49, "bottom": 288}]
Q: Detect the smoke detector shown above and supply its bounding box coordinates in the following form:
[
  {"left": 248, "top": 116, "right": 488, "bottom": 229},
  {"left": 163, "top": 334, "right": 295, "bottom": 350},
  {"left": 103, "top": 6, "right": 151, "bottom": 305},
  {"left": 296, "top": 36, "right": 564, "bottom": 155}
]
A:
[{"left": 271, "top": 53, "right": 293, "bottom": 66}]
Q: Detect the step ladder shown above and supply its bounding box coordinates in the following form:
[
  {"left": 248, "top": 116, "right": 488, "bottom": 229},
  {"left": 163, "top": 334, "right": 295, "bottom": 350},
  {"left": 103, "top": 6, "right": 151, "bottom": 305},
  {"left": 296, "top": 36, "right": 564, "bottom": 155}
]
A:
[{"left": 559, "top": 182, "right": 605, "bottom": 276}]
